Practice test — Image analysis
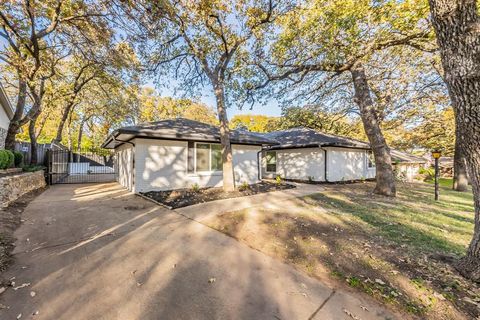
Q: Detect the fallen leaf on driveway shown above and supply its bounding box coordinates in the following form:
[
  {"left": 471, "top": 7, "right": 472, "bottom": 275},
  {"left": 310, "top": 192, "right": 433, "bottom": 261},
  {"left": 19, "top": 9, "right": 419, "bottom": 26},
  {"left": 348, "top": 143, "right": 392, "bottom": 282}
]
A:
[
  {"left": 0, "top": 287, "right": 5, "bottom": 294},
  {"left": 343, "top": 308, "right": 361, "bottom": 320},
  {"left": 30, "top": 291, "right": 36, "bottom": 297},
  {"left": 208, "top": 277, "right": 216, "bottom": 283},
  {"left": 360, "top": 306, "right": 369, "bottom": 311},
  {"left": 17, "top": 313, "right": 22, "bottom": 319},
  {"left": 13, "top": 283, "right": 31, "bottom": 290}
]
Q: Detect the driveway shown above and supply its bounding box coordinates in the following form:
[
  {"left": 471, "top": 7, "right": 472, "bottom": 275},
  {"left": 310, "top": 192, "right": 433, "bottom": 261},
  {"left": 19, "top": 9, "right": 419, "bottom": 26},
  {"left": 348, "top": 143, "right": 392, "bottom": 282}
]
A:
[{"left": 0, "top": 183, "right": 397, "bottom": 320}]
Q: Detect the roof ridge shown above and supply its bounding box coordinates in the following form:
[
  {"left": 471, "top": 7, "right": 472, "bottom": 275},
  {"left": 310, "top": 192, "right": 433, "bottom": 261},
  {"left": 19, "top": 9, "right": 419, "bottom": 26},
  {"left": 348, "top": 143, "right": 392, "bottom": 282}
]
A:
[{"left": 266, "top": 126, "right": 370, "bottom": 145}]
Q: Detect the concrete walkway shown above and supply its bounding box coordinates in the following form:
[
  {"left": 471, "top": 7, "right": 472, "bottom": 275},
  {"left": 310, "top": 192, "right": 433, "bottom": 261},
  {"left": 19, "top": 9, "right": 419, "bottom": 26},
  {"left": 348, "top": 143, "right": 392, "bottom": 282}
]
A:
[
  {"left": 176, "top": 182, "right": 325, "bottom": 222},
  {"left": 0, "top": 183, "right": 398, "bottom": 320}
]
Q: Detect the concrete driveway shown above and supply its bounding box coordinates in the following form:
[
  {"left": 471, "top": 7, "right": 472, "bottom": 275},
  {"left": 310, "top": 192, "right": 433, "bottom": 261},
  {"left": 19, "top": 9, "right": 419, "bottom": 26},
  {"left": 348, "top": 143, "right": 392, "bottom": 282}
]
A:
[{"left": 0, "top": 183, "right": 397, "bottom": 320}]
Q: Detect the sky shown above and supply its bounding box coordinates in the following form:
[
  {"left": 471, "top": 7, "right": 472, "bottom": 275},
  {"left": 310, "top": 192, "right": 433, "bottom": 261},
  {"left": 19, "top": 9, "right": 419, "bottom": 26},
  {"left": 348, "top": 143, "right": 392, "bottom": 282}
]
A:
[
  {"left": 146, "top": 78, "right": 283, "bottom": 118},
  {"left": 0, "top": 20, "right": 284, "bottom": 120}
]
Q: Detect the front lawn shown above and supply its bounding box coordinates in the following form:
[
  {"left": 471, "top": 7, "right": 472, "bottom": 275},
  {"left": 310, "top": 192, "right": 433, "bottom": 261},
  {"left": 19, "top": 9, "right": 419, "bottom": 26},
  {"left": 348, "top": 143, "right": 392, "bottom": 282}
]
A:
[
  {"left": 205, "top": 181, "right": 477, "bottom": 319},
  {"left": 425, "top": 177, "right": 455, "bottom": 188}
]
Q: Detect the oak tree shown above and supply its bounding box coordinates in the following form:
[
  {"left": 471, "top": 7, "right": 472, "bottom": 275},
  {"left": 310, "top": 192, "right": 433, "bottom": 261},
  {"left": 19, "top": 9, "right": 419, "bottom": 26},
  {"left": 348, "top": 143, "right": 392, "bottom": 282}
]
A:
[{"left": 428, "top": 0, "right": 480, "bottom": 281}]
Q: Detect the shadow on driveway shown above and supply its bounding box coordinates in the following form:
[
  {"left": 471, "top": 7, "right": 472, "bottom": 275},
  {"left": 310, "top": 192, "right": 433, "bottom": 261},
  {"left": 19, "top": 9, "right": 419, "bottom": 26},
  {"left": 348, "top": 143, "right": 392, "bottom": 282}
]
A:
[{"left": 0, "top": 183, "right": 396, "bottom": 320}]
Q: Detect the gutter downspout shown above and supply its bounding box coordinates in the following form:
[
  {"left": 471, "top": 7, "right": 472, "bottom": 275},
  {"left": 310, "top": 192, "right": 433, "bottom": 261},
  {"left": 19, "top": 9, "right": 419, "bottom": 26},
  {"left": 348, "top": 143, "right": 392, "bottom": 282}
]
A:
[{"left": 320, "top": 146, "right": 329, "bottom": 183}]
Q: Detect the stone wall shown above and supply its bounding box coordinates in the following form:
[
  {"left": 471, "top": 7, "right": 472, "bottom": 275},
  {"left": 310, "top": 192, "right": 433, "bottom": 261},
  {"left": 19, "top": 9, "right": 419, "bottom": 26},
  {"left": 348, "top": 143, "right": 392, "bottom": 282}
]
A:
[
  {"left": 0, "top": 170, "right": 46, "bottom": 207},
  {"left": 0, "top": 127, "right": 6, "bottom": 149}
]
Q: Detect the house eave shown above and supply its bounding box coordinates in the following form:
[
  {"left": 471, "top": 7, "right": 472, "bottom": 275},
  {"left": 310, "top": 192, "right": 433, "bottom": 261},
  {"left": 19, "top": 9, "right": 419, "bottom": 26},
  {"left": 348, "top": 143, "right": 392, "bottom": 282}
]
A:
[{"left": 102, "top": 131, "right": 278, "bottom": 149}]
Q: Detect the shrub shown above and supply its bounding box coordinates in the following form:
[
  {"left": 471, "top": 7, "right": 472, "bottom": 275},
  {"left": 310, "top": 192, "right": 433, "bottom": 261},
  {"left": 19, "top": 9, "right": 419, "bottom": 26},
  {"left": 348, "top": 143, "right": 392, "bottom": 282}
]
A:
[
  {"left": 191, "top": 183, "right": 200, "bottom": 193},
  {"left": 0, "top": 150, "right": 7, "bottom": 169},
  {"left": 275, "top": 175, "right": 283, "bottom": 185},
  {"left": 238, "top": 181, "right": 249, "bottom": 191},
  {"left": 5, "top": 150, "right": 14, "bottom": 168},
  {"left": 419, "top": 167, "right": 435, "bottom": 181},
  {"left": 419, "top": 167, "right": 434, "bottom": 177},
  {"left": 12, "top": 151, "right": 24, "bottom": 167},
  {"left": 0, "top": 150, "right": 14, "bottom": 169}
]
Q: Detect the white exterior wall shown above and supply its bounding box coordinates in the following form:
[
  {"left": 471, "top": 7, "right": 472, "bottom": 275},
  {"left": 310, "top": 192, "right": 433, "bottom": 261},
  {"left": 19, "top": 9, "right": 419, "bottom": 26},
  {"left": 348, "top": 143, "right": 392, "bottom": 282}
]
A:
[
  {"left": 275, "top": 148, "right": 324, "bottom": 181},
  {"left": 326, "top": 147, "right": 374, "bottom": 181},
  {"left": 233, "top": 145, "right": 261, "bottom": 185},
  {"left": 133, "top": 139, "right": 261, "bottom": 192},
  {"left": 261, "top": 147, "right": 376, "bottom": 182},
  {"left": 115, "top": 143, "right": 134, "bottom": 191}
]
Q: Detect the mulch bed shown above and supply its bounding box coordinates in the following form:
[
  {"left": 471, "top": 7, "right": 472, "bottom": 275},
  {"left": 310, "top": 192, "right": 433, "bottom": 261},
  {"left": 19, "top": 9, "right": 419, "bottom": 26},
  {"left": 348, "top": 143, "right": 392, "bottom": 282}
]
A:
[{"left": 141, "top": 181, "right": 296, "bottom": 209}]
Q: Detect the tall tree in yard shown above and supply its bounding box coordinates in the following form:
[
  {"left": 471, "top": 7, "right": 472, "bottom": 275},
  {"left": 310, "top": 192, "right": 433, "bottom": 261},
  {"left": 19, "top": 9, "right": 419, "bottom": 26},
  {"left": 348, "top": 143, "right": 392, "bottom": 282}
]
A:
[
  {"left": 248, "top": 0, "right": 436, "bottom": 197},
  {"left": 428, "top": 0, "right": 480, "bottom": 281},
  {"left": 0, "top": 0, "right": 109, "bottom": 163},
  {"left": 117, "top": 0, "right": 281, "bottom": 191}
]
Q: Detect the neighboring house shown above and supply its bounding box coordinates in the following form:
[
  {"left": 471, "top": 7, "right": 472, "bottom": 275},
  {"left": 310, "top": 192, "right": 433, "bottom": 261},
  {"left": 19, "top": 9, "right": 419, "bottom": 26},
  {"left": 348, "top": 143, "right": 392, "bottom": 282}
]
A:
[
  {"left": 0, "top": 82, "right": 14, "bottom": 149},
  {"left": 259, "top": 127, "right": 377, "bottom": 182},
  {"left": 390, "top": 149, "right": 427, "bottom": 182},
  {"left": 101, "top": 118, "right": 277, "bottom": 192}
]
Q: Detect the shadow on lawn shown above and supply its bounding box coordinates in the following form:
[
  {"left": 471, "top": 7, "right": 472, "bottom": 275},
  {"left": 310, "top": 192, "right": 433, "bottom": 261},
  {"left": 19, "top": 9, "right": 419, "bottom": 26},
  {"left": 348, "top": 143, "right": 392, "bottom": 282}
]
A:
[
  {"left": 302, "top": 193, "right": 468, "bottom": 255},
  {"left": 286, "top": 185, "right": 476, "bottom": 319}
]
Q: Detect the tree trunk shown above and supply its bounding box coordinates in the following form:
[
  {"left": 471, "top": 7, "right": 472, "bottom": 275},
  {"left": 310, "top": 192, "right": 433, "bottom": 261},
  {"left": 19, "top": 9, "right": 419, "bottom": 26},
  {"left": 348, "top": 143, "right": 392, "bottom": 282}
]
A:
[
  {"left": 77, "top": 119, "right": 85, "bottom": 162},
  {"left": 53, "top": 101, "right": 76, "bottom": 144},
  {"left": 428, "top": 0, "right": 480, "bottom": 281},
  {"left": 5, "top": 80, "right": 28, "bottom": 150},
  {"left": 214, "top": 83, "right": 235, "bottom": 192},
  {"left": 28, "top": 118, "right": 38, "bottom": 165},
  {"left": 351, "top": 65, "right": 396, "bottom": 197},
  {"left": 453, "top": 126, "right": 468, "bottom": 191}
]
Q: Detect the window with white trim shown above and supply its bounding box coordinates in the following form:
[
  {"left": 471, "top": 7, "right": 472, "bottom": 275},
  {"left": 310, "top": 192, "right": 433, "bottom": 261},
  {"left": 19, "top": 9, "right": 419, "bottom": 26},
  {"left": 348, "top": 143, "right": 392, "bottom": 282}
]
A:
[
  {"left": 266, "top": 151, "right": 277, "bottom": 172},
  {"left": 367, "top": 150, "right": 375, "bottom": 168},
  {"left": 195, "top": 143, "right": 223, "bottom": 172}
]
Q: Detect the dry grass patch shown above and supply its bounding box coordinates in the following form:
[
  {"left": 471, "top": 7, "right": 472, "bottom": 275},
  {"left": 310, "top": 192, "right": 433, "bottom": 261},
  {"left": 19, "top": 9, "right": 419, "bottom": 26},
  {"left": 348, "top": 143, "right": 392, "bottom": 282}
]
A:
[{"left": 205, "top": 181, "right": 477, "bottom": 319}]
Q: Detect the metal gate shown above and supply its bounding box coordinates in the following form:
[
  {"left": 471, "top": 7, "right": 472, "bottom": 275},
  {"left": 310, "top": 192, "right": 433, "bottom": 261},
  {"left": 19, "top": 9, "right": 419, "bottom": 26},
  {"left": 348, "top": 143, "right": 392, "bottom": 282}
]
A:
[{"left": 47, "top": 149, "right": 116, "bottom": 185}]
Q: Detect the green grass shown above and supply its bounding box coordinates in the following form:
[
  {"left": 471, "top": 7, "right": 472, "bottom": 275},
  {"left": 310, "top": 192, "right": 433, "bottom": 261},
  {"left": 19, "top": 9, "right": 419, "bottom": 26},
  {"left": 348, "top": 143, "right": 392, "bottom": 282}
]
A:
[
  {"left": 425, "top": 177, "right": 454, "bottom": 188},
  {"left": 304, "top": 182, "right": 473, "bottom": 256}
]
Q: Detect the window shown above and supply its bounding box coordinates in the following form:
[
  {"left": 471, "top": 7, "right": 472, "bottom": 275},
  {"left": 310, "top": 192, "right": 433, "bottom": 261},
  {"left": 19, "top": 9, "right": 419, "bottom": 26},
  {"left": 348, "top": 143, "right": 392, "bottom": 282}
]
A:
[
  {"left": 195, "top": 143, "right": 223, "bottom": 172},
  {"left": 367, "top": 150, "right": 375, "bottom": 168},
  {"left": 266, "top": 151, "right": 277, "bottom": 172}
]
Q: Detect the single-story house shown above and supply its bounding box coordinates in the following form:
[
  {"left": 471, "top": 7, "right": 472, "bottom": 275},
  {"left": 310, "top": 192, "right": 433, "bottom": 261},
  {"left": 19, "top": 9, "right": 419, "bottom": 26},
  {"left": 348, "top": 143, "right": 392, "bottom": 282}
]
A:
[
  {"left": 259, "top": 127, "right": 377, "bottom": 182},
  {"left": 101, "top": 118, "right": 277, "bottom": 192},
  {"left": 103, "top": 119, "right": 425, "bottom": 192},
  {"left": 390, "top": 149, "right": 427, "bottom": 182},
  {"left": 0, "top": 82, "right": 14, "bottom": 149}
]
